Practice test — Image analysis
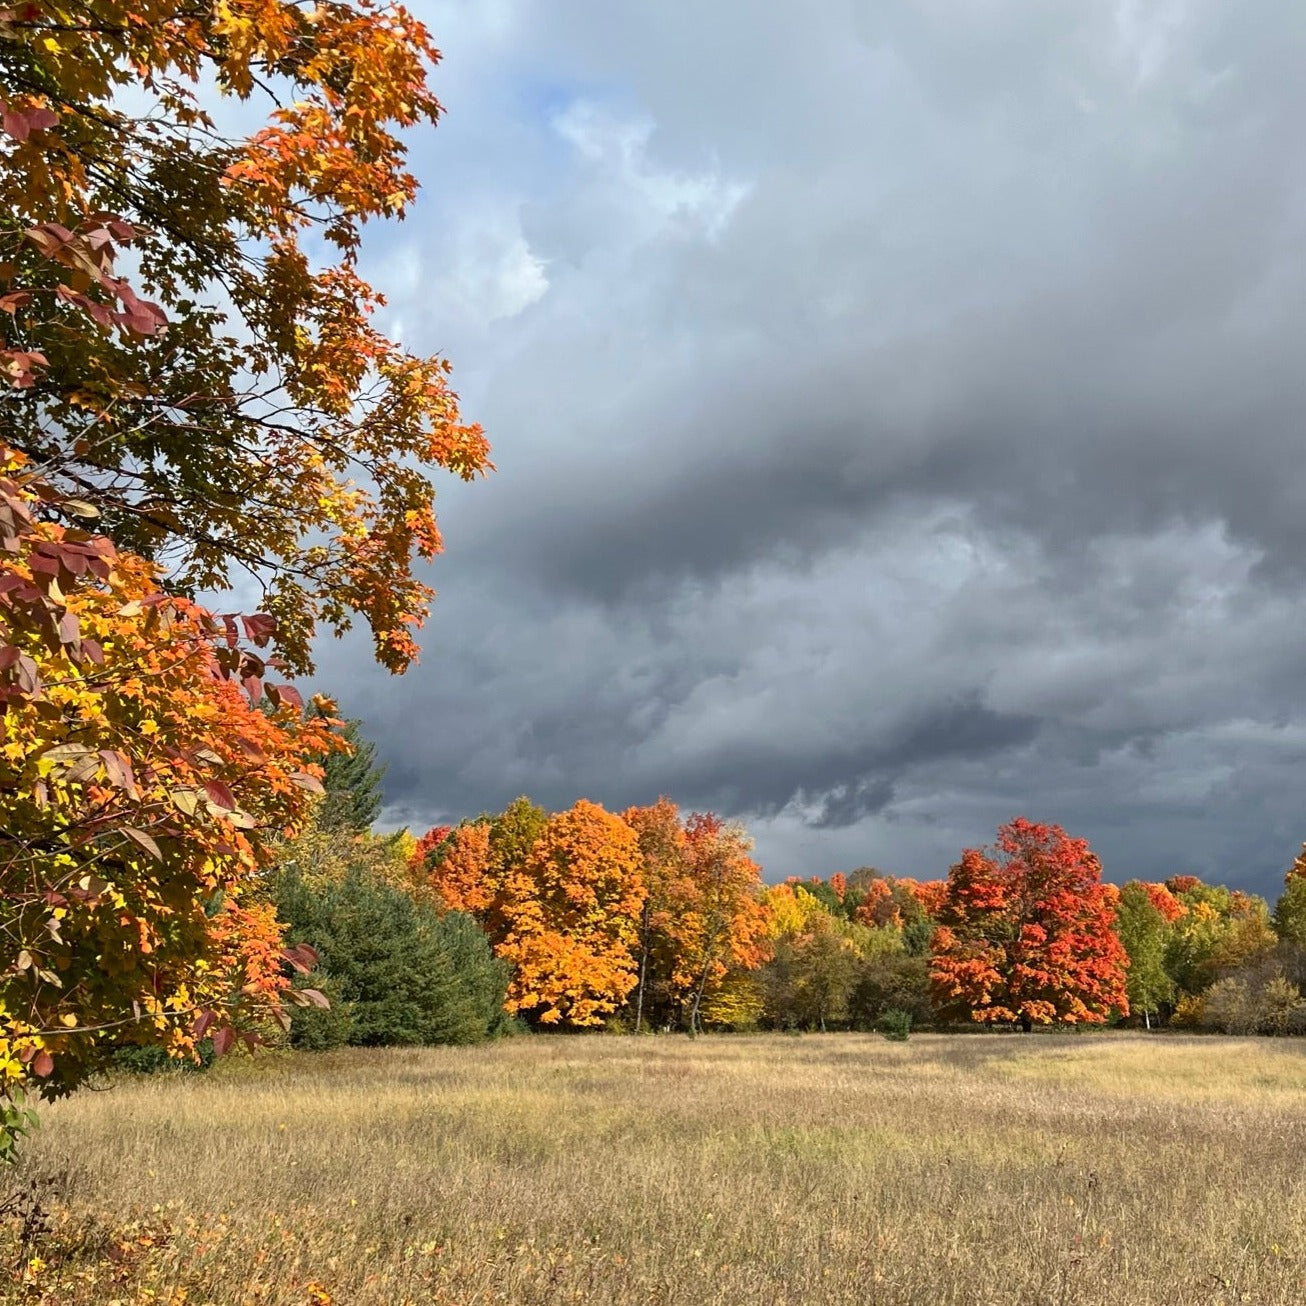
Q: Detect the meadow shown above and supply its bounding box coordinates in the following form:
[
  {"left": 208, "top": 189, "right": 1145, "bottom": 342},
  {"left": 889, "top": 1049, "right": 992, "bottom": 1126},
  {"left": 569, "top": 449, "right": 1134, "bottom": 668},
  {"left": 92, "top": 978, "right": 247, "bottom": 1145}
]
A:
[{"left": 4, "top": 1032, "right": 1305, "bottom": 1305}]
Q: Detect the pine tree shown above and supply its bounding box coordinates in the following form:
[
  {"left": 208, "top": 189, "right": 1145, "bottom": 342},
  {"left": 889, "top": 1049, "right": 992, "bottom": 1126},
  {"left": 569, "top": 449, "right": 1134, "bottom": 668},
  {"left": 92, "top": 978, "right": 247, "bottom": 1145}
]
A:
[
  {"left": 318, "top": 718, "right": 387, "bottom": 832},
  {"left": 272, "top": 867, "right": 509, "bottom": 1047}
]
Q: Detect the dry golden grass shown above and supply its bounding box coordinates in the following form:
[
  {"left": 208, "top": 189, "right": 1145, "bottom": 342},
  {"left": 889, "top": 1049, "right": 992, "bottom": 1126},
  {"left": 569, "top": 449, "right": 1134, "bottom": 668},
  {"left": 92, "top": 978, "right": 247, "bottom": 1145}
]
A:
[{"left": 4, "top": 1032, "right": 1305, "bottom": 1305}]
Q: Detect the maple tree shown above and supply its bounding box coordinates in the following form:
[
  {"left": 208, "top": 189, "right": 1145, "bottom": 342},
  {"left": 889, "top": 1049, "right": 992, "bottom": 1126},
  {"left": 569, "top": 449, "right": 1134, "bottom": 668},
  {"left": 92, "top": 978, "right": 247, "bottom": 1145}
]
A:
[
  {"left": 676, "top": 813, "right": 771, "bottom": 1034},
  {"left": 496, "top": 800, "right": 646, "bottom": 1028},
  {"left": 623, "top": 797, "right": 688, "bottom": 1033},
  {"left": 421, "top": 821, "right": 496, "bottom": 918},
  {"left": 930, "top": 818, "right": 1128, "bottom": 1030},
  {"left": 420, "top": 799, "right": 647, "bottom": 1027},
  {"left": 1138, "top": 881, "right": 1186, "bottom": 924},
  {"left": 849, "top": 873, "right": 938, "bottom": 954},
  {"left": 417, "top": 797, "right": 548, "bottom": 934},
  {"left": 0, "top": 0, "right": 492, "bottom": 1149},
  {"left": 623, "top": 804, "right": 774, "bottom": 1032},
  {"left": 0, "top": 452, "right": 334, "bottom": 1111},
  {"left": 0, "top": 0, "right": 489, "bottom": 673}
]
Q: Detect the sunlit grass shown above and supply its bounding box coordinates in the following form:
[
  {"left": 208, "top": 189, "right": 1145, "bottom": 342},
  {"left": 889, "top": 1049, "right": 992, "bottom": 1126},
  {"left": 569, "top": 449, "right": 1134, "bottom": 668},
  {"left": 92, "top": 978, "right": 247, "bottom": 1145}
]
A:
[{"left": 4, "top": 1032, "right": 1305, "bottom": 1304}]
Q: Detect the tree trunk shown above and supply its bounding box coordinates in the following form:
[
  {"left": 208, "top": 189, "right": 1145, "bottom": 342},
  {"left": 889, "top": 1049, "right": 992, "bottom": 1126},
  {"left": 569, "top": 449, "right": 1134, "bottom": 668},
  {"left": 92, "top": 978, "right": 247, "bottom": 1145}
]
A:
[
  {"left": 1144, "top": 1009, "right": 1151, "bottom": 1031},
  {"left": 634, "top": 902, "right": 651, "bottom": 1034},
  {"left": 689, "top": 959, "right": 712, "bottom": 1037},
  {"left": 1019, "top": 1014, "right": 1032, "bottom": 1033}
]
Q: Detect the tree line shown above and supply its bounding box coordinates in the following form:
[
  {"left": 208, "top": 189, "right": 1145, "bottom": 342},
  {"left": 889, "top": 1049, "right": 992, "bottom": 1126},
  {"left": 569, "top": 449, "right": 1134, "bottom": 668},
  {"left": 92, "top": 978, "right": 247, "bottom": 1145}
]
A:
[{"left": 266, "top": 744, "right": 1306, "bottom": 1049}]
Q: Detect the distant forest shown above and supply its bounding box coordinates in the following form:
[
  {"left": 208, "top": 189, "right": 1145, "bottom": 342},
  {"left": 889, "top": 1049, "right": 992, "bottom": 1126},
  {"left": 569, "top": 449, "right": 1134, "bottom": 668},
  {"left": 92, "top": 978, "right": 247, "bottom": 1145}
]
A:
[{"left": 269, "top": 728, "right": 1306, "bottom": 1051}]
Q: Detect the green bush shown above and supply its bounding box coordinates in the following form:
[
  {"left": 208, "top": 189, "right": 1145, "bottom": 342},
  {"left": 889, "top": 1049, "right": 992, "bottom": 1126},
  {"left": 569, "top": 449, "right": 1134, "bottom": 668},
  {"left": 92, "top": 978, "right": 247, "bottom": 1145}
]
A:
[
  {"left": 877, "top": 1008, "right": 912, "bottom": 1041},
  {"left": 272, "top": 867, "right": 511, "bottom": 1047},
  {"left": 850, "top": 954, "right": 932, "bottom": 1030},
  {"left": 112, "top": 1040, "right": 216, "bottom": 1075}
]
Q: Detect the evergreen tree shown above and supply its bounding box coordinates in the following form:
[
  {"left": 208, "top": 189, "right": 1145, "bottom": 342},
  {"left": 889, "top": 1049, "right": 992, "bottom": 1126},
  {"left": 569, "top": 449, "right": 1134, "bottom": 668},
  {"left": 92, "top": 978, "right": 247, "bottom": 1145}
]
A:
[
  {"left": 318, "top": 717, "right": 388, "bottom": 832},
  {"left": 272, "top": 868, "right": 510, "bottom": 1047}
]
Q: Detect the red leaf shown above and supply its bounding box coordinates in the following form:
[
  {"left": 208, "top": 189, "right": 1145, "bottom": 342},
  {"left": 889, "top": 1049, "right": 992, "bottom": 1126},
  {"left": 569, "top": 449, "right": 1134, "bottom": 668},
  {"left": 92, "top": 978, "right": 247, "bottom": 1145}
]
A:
[
  {"left": 204, "top": 779, "right": 236, "bottom": 812},
  {"left": 281, "top": 942, "right": 319, "bottom": 975},
  {"left": 241, "top": 613, "right": 277, "bottom": 646},
  {"left": 211, "top": 1026, "right": 236, "bottom": 1057},
  {"left": 32, "top": 1050, "right": 53, "bottom": 1077},
  {"left": 268, "top": 683, "right": 303, "bottom": 711}
]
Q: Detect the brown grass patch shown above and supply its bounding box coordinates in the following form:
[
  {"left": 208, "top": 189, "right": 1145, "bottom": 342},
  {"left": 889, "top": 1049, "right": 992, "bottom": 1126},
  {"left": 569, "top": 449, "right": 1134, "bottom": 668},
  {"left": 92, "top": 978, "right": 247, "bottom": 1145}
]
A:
[{"left": 3, "top": 1032, "right": 1304, "bottom": 1304}]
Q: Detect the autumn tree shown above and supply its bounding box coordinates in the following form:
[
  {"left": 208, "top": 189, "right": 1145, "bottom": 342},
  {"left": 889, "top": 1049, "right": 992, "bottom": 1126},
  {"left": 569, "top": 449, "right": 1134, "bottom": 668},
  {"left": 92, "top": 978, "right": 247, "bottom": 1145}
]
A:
[
  {"left": 930, "top": 818, "right": 1129, "bottom": 1030},
  {"left": 423, "top": 821, "right": 497, "bottom": 918},
  {"left": 1163, "top": 882, "right": 1277, "bottom": 997},
  {"left": 0, "top": 0, "right": 490, "bottom": 672},
  {"left": 0, "top": 0, "right": 489, "bottom": 1147},
  {"left": 760, "top": 892, "right": 858, "bottom": 1032},
  {"left": 418, "top": 797, "right": 548, "bottom": 936},
  {"left": 623, "top": 797, "right": 688, "bottom": 1032},
  {"left": 851, "top": 873, "right": 939, "bottom": 955},
  {"left": 1115, "top": 882, "right": 1176, "bottom": 1028},
  {"left": 496, "top": 800, "right": 645, "bottom": 1028},
  {"left": 0, "top": 457, "right": 334, "bottom": 1111},
  {"left": 1275, "top": 850, "right": 1306, "bottom": 949},
  {"left": 677, "top": 814, "right": 771, "bottom": 1034}
]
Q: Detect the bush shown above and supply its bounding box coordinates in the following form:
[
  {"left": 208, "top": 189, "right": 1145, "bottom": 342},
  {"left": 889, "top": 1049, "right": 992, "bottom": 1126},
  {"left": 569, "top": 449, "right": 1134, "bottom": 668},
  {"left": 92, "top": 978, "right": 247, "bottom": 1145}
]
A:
[
  {"left": 877, "top": 1008, "right": 912, "bottom": 1041},
  {"left": 1196, "top": 974, "right": 1306, "bottom": 1035},
  {"left": 273, "top": 867, "right": 510, "bottom": 1047},
  {"left": 112, "top": 1040, "right": 216, "bottom": 1075},
  {"left": 1258, "top": 976, "right": 1306, "bottom": 1036},
  {"left": 850, "top": 954, "right": 932, "bottom": 1030}
]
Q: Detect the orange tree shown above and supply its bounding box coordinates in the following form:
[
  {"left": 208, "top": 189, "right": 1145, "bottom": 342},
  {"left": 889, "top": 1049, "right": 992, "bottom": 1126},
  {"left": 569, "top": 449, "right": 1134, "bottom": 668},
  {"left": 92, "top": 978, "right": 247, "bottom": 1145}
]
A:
[
  {"left": 0, "top": 0, "right": 485, "bottom": 1148},
  {"left": 0, "top": 0, "right": 489, "bottom": 671},
  {"left": 675, "top": 813, "right": 771, "bottom": 1034},
  {"left": 0, "top": 453, "right": 335, "bottom": 1143},
  {"left": 930, "top": 818, "right": 1128, "bottom": 1030},
  {"left": 496, "top": 800, "right": 646, "bottom": 1028},
  {"left": 623, "top": 802, "right": 772, "bottom": 1032},
  {"left": 420, "top": 799, "right": 647, "bottom": 1028},
  {"left": 623, "top": 797, "right": 687, "bottom": 1032}
]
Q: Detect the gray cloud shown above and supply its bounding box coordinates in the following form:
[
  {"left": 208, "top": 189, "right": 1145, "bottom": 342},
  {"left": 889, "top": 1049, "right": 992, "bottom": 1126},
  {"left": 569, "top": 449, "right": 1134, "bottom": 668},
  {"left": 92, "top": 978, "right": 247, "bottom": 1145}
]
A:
[{"left": 310, "top": 0, "right": 1306, "bottom": 900}]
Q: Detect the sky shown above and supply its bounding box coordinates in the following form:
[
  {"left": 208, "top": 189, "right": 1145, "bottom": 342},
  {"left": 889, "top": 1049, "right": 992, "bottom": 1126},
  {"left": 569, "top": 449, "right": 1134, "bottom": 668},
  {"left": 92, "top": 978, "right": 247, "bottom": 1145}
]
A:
[{"left": 307, "top": 1, "right": 1306, "bottom": 898}]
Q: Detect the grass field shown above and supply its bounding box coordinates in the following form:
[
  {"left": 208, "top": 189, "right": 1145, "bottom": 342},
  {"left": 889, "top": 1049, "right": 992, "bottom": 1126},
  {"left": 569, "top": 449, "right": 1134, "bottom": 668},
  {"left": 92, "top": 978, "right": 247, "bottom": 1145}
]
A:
[{"left": 3, "top": 1032, "right": 1305, "bottom": 1305}]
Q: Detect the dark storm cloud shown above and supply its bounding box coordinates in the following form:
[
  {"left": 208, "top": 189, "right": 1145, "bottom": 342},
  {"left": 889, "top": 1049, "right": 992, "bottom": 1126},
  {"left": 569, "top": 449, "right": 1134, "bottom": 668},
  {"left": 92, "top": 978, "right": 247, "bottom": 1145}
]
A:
[{"left": 309, "top": 1, "right": 1306, "bottom": 900}]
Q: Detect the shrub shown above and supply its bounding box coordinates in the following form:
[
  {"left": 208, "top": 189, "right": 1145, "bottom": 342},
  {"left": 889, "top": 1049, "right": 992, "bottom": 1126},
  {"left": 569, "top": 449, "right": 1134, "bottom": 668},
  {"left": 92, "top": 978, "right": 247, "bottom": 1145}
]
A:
[
  {"left": 112, "top": 1041, "right": 216, "bottom": 1075},
  {"left": 1196, "top": 973, "right": 1306, "bottom": 1035},
  {"left": 1258, "top": 976, "right": 1306, "bottom": 1036},
  {"left": 877, "top": 1008, "right": 912, "bottom": 1041}
]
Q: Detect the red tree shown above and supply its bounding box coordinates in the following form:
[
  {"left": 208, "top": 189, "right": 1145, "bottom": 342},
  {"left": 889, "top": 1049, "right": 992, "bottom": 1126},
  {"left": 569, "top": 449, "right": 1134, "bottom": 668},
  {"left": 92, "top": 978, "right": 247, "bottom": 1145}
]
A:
[{"left": 930, "top": 818, "right": 1128, "bottom": 1030}]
